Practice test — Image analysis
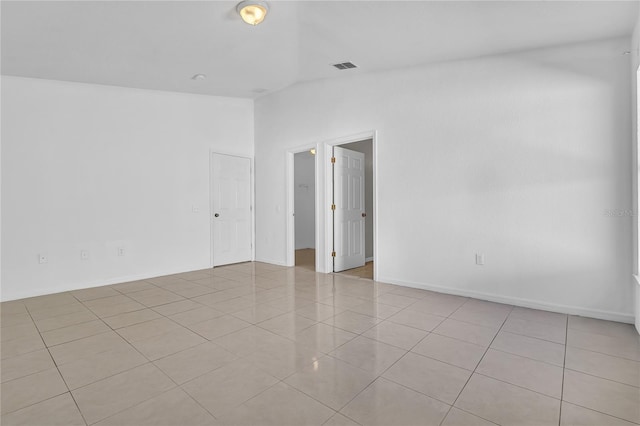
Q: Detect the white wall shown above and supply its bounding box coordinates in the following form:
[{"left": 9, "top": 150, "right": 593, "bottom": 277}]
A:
[
  {"left": 1, "top": 76, "right": 253, "bottom": 301},
  {"left": 341, "top": 139, "right": 374, "bottom": 260},
  {"left": 255, "top": 38, "right": 635, "bottom": 322},
  {"left": 632, "top": 9, "right": 640, "bottom": 332},
  {"left": 294, "top": 151, "right": 315, "bottom": 249}
]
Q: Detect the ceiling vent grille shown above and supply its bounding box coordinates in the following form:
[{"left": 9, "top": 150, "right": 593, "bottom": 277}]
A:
[{"left": 332, "top": 62, "right": 357, "bottom": 70}]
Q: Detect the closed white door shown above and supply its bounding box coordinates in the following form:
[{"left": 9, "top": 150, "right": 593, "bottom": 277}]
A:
[
  {"left": 211, "top": 153, "right": 252, "bottom": 267},
  {"left": 333, "top": 146, "right": 365, "bottom": 272}
]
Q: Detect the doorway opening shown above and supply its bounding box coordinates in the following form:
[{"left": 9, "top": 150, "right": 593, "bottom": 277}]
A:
[
  {"left": 293, "top": 150, "right": 317, "bottom": 271},
  {"left": 285, "top": 131, "right": 377, "bottom": 278},
  {"left": 331, "top": 139, "right": 374, "bottom": 279}
]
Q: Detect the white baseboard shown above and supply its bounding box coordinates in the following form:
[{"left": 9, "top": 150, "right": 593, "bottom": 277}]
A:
[
  {"left": 254, "top": 257, "right": 290, "bottom": 267},
  {"left": 378, "top": 275, "right": 636, "bottom": 324},
  {"left": 366, "top": 257, "right": 374, "bottom": 262},
  {"left": 635, "top": 276, "right": 640, "bottom": 334},
  {"left": 1, "top": 263, "right": 212, "bottom": 302},
  {"left": 5, "top": 262, "right": 634, "bottom": 326}
]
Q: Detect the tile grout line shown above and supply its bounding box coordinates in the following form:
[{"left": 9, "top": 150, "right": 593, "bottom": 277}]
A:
[
  {"left": 119, "top": 285, "right": 265, "bottom": 397},
  {"left": 380, "top": 308, "right": 637, "bottom": 368},
  {"left": 478, "top": 345, "right": 564, "bottom": 369},
  {"left": 32, "top": 310, "right": 99, "bottom": 333},
  {"left": 470, "top": 371, "right": 562, "bottom": 400},
  {"left": 264, "top": 280, "right": 414, "bottom": 421},
  {"left": 562, "top": 344, "right": 640, "bottom": 364},
  {"left": 347, "top": 338, "right": 565, "bottom": 409},
  {"left": 562, "top": 320, "right": 640, "bottom": 424},
  {"left": 498, "top": 327, "right": 566, "bottom": 344},
  {"left": 435, "top": 298, "right": 491, "bottom": 426},
  {"left": 4, "top": 264, "right": 637, "bottom": 425},
  {"left": 333, "top": 292, "right": 462, "bottom": 418},
  {"left": 559, "top": 400, "right": 640, "bottom": 425},
  {"left": 90, "top": 368, "right": 219, "bottom": 426},
  {"left": 50, "top": 292, "right": 180, "bottom": 423},
  {"left": 4, "top": 272, "right": 418, "bottom": 423},
  {"left": 21, "top": 304, "right": 90, "bottom": 426},
  {"left": 559, "top": 315, "right": 569, "bottom": 426},
  {"left": 73, "top": 291, "right": 155, "bottom": 362},
  {"left": 562, "top": 366, "right": 640, "bottom": 389},
  {"left": 438, "top": 304, "right": 515, "bottom": 426},
  {"left": 66, "top": 279, "right": 222, "bottom": 426},
  {"left": 320, "top": 293, "right": 476, "bottom": 425},
  {"left": 168, "top": 325, "right": 339, "bottom": 422}
]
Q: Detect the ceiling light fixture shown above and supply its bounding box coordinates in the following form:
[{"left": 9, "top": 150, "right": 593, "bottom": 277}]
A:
[
  {"left": 191, "top": 74, "right": 207, "bottom": 80},
  {"left": 236, "top": 0, "right": 269, "bottom": 26}
]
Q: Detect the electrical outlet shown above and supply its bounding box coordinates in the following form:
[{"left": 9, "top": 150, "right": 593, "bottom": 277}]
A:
[
  {"left": 81, "top": 250, "right": 89, "bottom": 260},
  {"left": 117, "top": 247, "right": 126, "bottom": 256},
  {"left": 38, "top": 254, "right": 48, "bottom": 264},
  {"left": 475, "top": 254, "right": 485, "bottom": 266}
]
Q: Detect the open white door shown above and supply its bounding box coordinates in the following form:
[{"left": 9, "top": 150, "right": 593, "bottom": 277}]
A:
[
  {"left": 211, "top": 153, "right": 252, "bottom": 267},
  {"left": 333, "top": 146, "right": 366, "bottom": 272}
]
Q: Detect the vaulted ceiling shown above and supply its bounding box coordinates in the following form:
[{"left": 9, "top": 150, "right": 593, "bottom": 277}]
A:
[{"left": 2, "top": 1, "right": 638, "bottom": 98}]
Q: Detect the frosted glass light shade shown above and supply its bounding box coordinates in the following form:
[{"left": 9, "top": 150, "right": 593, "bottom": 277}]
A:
[{"left": 237, "top": 1, "right": 269, "bottom": 26}]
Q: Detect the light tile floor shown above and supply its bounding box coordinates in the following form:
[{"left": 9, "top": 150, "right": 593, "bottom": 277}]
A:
[
  {"left": 295, "top": 249, "right": 316, "bottom": 272},
  {"left": 336, "top": 262, "right": 373, "bottom": 280},
  {"left": 1, "top": 262, "right": 639, "bottom": 426},
  {"left": 295, "top": 248, "right": 373, "bottom": 280}
]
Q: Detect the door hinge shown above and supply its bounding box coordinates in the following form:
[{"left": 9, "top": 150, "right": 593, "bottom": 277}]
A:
[
  {"left": 331, "top": 204, "right": 336, "bottom": 210},
  {"left": 331, "top": 157, "right": 336, "bottom": 164},
  {"left": 331, "top": 251, "right": 336, "bottom": 257}
]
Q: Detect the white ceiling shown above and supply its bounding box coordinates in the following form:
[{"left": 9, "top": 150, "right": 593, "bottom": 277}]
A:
[{"left": 2, "top": 1, "right": 638, "bottom": 98}]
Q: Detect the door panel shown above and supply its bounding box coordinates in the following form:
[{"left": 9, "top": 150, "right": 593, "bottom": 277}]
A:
[
  {"left": 212, "top": 153, "right": 252, "bottom": 267},
  {"left": 333, "top": 146, "right": 365, "bottom": 272}
]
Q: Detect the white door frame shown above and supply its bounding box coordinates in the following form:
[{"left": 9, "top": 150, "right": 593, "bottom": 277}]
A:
[
  {"left": 285, "top": 131, "right": 377, "bottom": 279},
  {"left": 285, "top": 145, "right": 319, "bottom": 268},
  {"left": 323, "top": 131, "right": 377, "bottom": 279},
  {"left": 210, "top": 151, "right": 255, "bottom": 268}
]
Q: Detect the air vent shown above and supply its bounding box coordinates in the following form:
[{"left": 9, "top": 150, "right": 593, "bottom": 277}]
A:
[{"left": 332, "top": 62, "right": 357, "bottom": 70}]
